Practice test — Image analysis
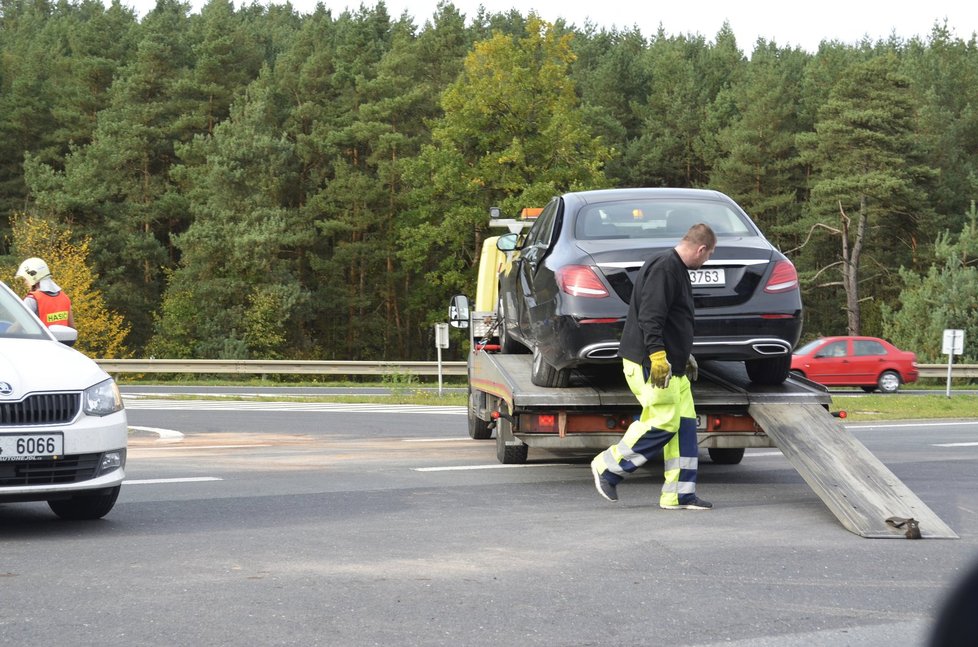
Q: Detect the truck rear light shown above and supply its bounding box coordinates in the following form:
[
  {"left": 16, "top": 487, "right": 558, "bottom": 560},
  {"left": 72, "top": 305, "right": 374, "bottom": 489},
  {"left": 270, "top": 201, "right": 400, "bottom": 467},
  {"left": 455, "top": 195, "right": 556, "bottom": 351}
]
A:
[
  {"left": 556, "top": 265, "right": 609, "bottom": 298},
  {"left": 764, "top": 260, "right": 799, "bottom": 293}
]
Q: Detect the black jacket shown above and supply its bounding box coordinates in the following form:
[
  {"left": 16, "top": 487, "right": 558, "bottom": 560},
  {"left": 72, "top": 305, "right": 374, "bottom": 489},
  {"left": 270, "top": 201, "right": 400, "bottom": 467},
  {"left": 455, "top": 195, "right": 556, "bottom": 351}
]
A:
[{"left": 617, "top": 249, "right": 694, "bottom": 376}]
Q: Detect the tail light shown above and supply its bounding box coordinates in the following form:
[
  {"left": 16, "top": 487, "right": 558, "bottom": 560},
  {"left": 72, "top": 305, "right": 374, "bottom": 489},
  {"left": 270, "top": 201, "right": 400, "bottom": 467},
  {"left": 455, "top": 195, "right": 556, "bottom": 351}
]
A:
[
  {"left": 764, "top": 260, "right": 799, "bottom": 293},
  {"left": 556, "top": 265, "right": 609, "bottom": 298}
]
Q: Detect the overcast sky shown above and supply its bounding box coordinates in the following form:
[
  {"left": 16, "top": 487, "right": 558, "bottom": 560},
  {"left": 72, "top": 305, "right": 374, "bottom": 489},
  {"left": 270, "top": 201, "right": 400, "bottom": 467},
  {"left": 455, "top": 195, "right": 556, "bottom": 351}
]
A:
[{"left": 118, "top": 0, "right": 978, "bottom": 53}]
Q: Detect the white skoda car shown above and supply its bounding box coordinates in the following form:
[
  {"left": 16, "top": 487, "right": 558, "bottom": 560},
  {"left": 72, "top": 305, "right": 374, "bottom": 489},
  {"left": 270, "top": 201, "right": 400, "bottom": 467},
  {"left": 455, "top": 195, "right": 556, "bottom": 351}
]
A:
[{"left": 0, "top": 281, "right": 126, "bottom": 520}]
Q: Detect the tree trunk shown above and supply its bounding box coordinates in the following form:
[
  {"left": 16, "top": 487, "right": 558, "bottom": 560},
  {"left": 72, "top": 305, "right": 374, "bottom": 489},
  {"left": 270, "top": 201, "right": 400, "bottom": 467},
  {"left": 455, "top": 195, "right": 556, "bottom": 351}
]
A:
[{"left": 839, "top": 198, "right": 866, "bottom": 335}]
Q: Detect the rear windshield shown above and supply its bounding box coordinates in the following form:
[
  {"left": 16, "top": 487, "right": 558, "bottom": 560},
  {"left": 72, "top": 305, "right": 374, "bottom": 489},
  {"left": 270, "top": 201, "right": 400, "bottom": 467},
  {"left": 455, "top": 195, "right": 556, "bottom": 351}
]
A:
[{"left": 574, "top": 200, "right": 756, "bottom": 240}]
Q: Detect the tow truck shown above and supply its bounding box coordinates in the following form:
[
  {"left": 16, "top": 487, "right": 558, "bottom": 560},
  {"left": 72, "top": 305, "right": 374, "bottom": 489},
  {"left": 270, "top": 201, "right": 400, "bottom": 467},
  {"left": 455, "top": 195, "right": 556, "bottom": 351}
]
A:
[{"left": 447, "top": 208, "right": 958, "bottom": 539}]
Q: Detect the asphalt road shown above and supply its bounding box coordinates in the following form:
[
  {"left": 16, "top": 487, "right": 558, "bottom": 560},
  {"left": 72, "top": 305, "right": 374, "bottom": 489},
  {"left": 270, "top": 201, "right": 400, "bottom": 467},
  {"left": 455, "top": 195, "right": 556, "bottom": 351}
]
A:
[{"left": 2, "top": 396, "right": 976, "bottom": 647}]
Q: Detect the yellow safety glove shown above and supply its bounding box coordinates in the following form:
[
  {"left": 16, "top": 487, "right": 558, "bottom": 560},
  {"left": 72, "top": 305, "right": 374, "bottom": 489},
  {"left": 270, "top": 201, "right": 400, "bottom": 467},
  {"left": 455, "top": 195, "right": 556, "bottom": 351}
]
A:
[
  {"left": 686, "top": 354, "right": 698, "bottom": 382},
  {"left": 648, "top": 350, "right": 672, "bottom": 389}
]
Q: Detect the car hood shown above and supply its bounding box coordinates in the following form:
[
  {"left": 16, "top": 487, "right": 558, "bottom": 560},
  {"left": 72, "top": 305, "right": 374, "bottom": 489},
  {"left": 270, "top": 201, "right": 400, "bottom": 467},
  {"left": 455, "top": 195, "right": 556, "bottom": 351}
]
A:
[
  {"left": 0, "top": 339, "right": 109, "bottom": 399},
  {"left": 576, "top": 236, "right": 778, "bottom": 305}
]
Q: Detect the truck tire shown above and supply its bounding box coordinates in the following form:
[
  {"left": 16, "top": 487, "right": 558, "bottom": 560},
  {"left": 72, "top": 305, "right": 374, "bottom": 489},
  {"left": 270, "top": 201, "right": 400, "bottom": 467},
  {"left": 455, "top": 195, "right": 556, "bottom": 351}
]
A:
[
  {"left": 468, "top": 391, "right": 493, "bottom": 440},
  {"left": 48, "top": 486, "right": 121, "bottom": 520},
  {"left": 495, "top": 416, "right": 528, "bottom": 464},
  {"left": 530, "top": 347, "right": 570, "bottom": 388},
  {"left": 745, "top": 355, "right": 791, "bottom": 385},
  {"left": 708, "top": 448, "right": 745, "bottom": 465}
]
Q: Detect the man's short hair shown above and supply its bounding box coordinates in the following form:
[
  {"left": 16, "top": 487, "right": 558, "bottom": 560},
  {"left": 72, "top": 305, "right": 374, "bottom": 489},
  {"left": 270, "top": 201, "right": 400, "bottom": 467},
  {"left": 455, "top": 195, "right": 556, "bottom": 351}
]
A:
[{"left": 683, "top": 223, "right": 717, "bottom": 249}]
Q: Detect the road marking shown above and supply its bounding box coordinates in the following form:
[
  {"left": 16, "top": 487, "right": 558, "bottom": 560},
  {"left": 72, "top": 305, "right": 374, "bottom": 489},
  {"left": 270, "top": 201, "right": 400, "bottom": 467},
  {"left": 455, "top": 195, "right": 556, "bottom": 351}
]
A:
[
  {"left": 746, "top": 451, "right": 783, "bottom": 457},
  {"left": 414, "top": 463, "right": 572, "bottom": 471},
  {"left": 133, "top": 444, "right": 273, "bottom": 450},
  {"left": 847, "top": 421, "right": 978, "bottom": 429},
  {"left": 124, "top": 477, "right": 223, "bottom": 485},
  {"left": 129, "top": 425, "right": 184, "bottom": 441},
  {"left": 402, "top": 438, "right": 474, "bottom": 442},
  {"left": 933, "top": 442, "right": 978, "bottom": 447},
  {"left": 123, "top": 398, "right": 465, "bottom": 415}
]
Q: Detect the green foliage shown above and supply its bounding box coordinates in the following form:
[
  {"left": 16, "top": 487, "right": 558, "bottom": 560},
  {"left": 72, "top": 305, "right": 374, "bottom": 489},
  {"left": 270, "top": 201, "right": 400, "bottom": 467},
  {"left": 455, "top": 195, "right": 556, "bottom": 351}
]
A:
[
  {"left": 883, "top": 204, "right": 978, "bottom": 362},
  {"left": 2, "top": 5, "right": 978, "bottom": 364}
]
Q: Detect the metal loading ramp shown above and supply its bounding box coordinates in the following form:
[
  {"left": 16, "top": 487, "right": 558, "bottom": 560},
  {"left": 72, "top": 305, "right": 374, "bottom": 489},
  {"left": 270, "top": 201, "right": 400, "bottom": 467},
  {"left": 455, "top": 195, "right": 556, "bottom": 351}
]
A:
[{"left": 749, "top": 403, "right": 958, "bottom": 539}]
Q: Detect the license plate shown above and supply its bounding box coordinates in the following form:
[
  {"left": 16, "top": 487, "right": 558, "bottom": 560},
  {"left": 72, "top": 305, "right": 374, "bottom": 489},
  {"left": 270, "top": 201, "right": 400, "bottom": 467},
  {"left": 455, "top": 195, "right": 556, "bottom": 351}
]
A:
[
  {"left": 0, "top": 433, "right": 64, "bottom": 461},
  {"left": 696, "top": 415, "right": 706, "bottom": 430},
  {"left": 689, "top": 268, "right": 725, "bottom": 286}
]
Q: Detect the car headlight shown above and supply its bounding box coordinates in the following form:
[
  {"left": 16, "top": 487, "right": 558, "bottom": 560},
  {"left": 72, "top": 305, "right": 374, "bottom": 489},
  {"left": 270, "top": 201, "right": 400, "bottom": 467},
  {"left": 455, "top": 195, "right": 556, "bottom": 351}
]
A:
[{"left": 84, "top": 378, "right": 124, "bottom": 416}]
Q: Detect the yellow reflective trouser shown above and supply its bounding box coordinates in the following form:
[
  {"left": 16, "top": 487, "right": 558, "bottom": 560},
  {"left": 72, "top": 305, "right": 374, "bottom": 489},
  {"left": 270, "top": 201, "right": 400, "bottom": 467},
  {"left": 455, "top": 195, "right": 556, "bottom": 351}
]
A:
[{"left": 591, "top": 358, "right": 699, "bottom": 507}]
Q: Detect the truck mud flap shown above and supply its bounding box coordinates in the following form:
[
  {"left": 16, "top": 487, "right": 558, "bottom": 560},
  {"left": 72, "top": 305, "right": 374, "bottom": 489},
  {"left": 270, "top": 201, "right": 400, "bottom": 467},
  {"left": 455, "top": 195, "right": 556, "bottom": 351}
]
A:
[{"left": 749, "top": 403, "right": 958, "bottom": 539}]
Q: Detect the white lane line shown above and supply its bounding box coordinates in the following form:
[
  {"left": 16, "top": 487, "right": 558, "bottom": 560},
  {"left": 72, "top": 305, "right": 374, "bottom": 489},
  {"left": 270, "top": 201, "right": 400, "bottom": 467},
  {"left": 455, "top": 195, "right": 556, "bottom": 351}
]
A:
[
  {"left": 130, "top": 425, "right": 184, "bottom": 441},
  {"left": 402, "top": 438, "right": 474, "bottom": 443},
  {"left": 123, "top": 399, "right": 465, "bottom": 415},
  {"left": 124, "top": 477, "right": 223, "bottom": 485},
  {"left": 933, "top": 442, "right": 978, "bottom": 447},
  {"left": 133, "top": 444, "right": 273, "bottom": 450},
  {"left": 414, "top": 463, "right": 572, "bottom": 472},
  {"left": 847, "top": 421, "right": 978, "bottom": 429},
  {"left": 746, "top": 451, "right": 783, "bottom": 457}
]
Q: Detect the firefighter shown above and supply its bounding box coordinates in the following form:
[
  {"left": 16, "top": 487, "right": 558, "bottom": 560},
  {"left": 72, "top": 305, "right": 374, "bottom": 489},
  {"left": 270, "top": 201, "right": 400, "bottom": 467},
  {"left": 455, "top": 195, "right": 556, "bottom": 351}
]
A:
[
  {"left": 15, "top": 257, "right": 75, "bottom": 328},
  {"left": 590, "top": 223, "right": 716, "bottom": 509}
]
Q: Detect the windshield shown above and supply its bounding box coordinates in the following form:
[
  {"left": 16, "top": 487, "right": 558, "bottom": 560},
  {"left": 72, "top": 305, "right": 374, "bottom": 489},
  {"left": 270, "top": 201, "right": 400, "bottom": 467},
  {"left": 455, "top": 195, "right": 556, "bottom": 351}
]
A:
[
  {"left": 0, "top": 281, "right": 52, "bottom": 340},
  {"left": 795, "top": 339, "right": 824, "bottom": 355},
  {"left": 575, "top": 199, "right": 756, "bottom": 241}
]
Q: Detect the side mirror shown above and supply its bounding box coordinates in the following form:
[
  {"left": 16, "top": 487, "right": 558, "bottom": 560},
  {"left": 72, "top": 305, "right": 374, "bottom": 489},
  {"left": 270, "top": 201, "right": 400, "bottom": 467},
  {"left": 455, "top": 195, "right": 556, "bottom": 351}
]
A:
[
  {"left": 49, "top": 324, "right": 78, "bottom": 347},
  {"left": 448, "top": 295, "right": 470, "bottom": 329},
  {"left": 497, "top": 232, "right": 520, "bottom": 252}
]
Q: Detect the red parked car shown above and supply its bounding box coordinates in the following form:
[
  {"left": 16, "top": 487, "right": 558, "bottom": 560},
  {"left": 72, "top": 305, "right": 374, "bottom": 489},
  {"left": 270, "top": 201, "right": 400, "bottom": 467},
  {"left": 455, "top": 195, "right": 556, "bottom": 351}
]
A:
[{"left": 790, "top": 336, "right": 919, "bottom": 393}]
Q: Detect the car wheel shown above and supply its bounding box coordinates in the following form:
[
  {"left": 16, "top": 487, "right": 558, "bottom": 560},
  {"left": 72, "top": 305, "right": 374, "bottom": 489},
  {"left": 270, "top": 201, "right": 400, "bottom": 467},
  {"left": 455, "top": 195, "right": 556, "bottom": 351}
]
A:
[
  {"left": 497, "top": 299, "right": 526, "bottom": 354},
  {"left": 708, "top": 448, "right": 745, "bottom": 465},
  {"left": 745, "top": 355, "right": 791, "bottom": 385},
  {"left": 48, "top": 486, "right": 121, "bottom": 520},
  {"left": 878, "top": 370, "right": 901, "bottom": 393},
  {"left": 468, "top": 390, "right": 493, "bottom": 440},
  {"left": 530, "top": 346, "right": 569, "bottom": 388}
]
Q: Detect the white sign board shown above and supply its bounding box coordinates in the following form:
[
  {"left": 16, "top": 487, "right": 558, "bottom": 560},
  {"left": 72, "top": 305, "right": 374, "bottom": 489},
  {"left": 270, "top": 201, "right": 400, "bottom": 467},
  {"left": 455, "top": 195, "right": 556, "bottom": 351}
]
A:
[
  {"left": 942, "top": 329, "right": 965, "bottom": 356},
  {"left": 435, "top": 323, "right": 450, "bottom": 349}
]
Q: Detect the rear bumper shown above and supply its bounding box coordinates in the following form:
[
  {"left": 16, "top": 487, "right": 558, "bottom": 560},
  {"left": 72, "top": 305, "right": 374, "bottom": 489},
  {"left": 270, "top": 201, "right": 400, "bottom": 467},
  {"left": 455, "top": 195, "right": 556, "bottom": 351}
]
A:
[{"left": 541, "top": 315, "right": 800, "bottom": 369}]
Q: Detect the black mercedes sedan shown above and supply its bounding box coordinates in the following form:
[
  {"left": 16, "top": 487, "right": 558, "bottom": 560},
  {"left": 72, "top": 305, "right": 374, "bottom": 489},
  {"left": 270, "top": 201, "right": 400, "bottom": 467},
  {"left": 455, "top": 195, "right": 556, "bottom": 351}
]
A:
[{"left": 495, "top": 188, "right": 803, "bottom": 387}]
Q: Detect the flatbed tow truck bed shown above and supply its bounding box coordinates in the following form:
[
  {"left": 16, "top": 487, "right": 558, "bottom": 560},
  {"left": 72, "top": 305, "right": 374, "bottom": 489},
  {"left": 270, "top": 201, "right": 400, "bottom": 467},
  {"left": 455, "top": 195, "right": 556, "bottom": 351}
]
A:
[{"left": 466, "top": 349, "right": 958, "bottom": 539}]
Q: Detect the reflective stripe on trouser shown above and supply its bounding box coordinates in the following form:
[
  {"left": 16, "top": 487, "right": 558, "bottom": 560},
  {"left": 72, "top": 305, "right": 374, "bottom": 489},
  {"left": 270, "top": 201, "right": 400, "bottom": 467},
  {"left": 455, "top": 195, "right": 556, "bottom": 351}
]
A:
[{"left": 591, "top": 358, "right": 698, "bottom": 506}]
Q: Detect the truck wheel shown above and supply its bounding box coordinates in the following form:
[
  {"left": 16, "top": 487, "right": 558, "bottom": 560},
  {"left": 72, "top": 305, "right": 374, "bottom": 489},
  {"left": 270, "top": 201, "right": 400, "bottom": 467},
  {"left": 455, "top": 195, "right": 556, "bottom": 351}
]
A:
[
  {"left": 495, "top": 416, "right": 528, "bottom": 464},
  {"left": 746, "top": 355, "right": 791, "bottom": 385},
  {"left": 468, "top": 391, "right": 493, "bottom": 440},
  {"left": 48, "top": 486, "right": 121, "bottom": 520},
  {"left": 878, "top": 370, "right": 901, "bottom": 393},
  {"left": 708, "top": 448, "right": 745, "bottom": 465},
  {"left": 530, "top": 347, "right": 569, "bottom": 388}
]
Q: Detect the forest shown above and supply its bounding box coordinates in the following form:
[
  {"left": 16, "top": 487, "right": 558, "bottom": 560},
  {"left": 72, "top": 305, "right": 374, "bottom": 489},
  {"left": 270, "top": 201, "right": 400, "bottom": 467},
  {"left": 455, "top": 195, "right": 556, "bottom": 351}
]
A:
[{"left": 1, "top": 0, "right": 977, "bottom": 363}]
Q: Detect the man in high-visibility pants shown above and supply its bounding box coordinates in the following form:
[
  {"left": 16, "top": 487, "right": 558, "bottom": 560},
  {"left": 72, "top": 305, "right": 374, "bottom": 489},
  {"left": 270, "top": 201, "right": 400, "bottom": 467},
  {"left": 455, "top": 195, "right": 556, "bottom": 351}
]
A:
[{"left": 591, "top": 223, "right": 716, "bottom": 509}]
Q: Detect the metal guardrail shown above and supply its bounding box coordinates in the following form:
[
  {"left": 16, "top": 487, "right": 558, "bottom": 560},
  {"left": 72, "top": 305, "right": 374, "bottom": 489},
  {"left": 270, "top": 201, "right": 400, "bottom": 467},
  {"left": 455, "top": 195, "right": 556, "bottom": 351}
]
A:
[
  {"left": 93, "top": 358, "right": 976, "bottom": 379},
  {"left": 95, "top": 358, "right": 469, "bottom": 376}
]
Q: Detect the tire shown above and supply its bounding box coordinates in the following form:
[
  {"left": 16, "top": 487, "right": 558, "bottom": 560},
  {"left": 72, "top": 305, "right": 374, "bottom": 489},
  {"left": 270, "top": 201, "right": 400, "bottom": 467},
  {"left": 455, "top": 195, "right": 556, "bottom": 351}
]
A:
[
  {"left": 708, "top": 448, "right": 745, "bottom": 465},
  {"left": 745, "top": 355, "right": 791, "bottom": 385},
  {"left": 468, "top": 391, "right": 493, "bottom": 440},
  {"left": 497, "top": 299, "right": 525, "bottom": 354},
  {"left": 48, "top": 486, "right": 120, "bottom": 520},
  {"left": 878, "top": 370, "right": 901, "bottom": 393},
  {"left": 530, "top": 346, "right": 570, "bottom": 388},
  {"left": 495, "top": 416, "right": 528, "bottom": 464},
  {"left": 861, "top": 386, "right": 877, "bottom": 393}
]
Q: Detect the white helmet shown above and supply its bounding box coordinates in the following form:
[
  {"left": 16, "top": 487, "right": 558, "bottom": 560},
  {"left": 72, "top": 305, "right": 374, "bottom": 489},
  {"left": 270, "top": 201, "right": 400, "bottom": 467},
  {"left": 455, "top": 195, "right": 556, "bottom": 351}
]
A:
[{"left": 16, "top": 257, "right": 51, "bottom": 288}]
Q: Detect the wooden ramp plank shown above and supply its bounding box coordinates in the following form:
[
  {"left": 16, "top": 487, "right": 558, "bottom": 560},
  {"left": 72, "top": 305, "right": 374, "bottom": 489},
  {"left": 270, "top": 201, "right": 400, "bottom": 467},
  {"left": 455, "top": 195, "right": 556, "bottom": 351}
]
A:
[{"left": 748, "top": 403, "right": 958, "bottom": 539}]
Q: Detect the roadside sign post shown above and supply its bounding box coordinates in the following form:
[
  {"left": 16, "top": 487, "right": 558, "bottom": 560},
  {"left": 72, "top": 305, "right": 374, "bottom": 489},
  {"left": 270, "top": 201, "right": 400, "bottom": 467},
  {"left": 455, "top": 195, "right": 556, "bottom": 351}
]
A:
[
  {"left": 435, "top": 323, "right": 450, "bottom": 396},
  {"left": 942, "top": 329, "right": 965, "bottom": 398}
]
